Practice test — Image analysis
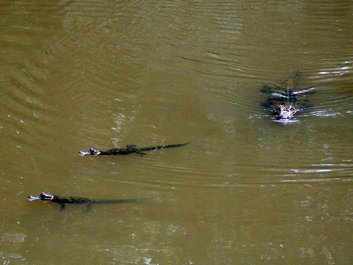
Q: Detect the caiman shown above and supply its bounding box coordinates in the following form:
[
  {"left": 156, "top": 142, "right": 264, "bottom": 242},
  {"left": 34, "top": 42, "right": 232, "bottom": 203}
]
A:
[
  {"left": 78, "top": 141, "right": 189, "bottom": 156},
  {"left": 261, "top": 71, "right": 315, "bottom": 123},
  {"left": 28, "top": 192, "right": 150, "bottom": 211}
]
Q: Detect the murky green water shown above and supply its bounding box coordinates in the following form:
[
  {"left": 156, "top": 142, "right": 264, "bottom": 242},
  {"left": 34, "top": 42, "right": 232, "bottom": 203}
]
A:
[{"left": 1, "top": 1, "right": 353, "bottom": 264}]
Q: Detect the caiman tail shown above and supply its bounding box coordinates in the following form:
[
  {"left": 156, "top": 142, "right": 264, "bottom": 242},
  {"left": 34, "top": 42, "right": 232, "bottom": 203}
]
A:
[
  {"left": 139, "top": 141, "right": 190, "bottom": 152},
  {"left": 90, "top": 197, "right": 154, "bottom": 204},
  {"left": 283, "top": 71, "right": 300, "bottom": 90}
]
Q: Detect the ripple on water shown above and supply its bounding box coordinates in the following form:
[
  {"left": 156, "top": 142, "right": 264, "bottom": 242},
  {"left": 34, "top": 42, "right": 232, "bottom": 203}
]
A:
[
  {"left": 0, "top": 1, "right": 147, "bottom": 155},
  {"left": 95, "top": 134, "right": 353, "bottom": 190},
  {"left": 1, "top": 0, "right": 352, "bottom": 190},
  {"left": 1, "top": 2, "right": 352, "bottom": 265},
  {"left": 132, "top": 0, "right": 353, "bottom": 118}
]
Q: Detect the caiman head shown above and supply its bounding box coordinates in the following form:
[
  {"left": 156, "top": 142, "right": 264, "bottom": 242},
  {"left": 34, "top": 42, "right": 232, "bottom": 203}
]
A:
[
  {"left": 275, "top": 104, "right": 299, "bottom": 120},
  {"left": 28, "top": 192, "right": 54, "bottom": 201},
  {"left": 78, "top": 148, "right": 101, "bottom": 156}
]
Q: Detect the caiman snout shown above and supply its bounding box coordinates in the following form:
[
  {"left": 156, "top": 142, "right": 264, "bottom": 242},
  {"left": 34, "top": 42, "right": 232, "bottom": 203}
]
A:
[
  {"left": 78, "top": 148, "right": 101, "bottom": 156},
  {"left": 27, "top": 195, "right": 39, "bottom": 201},
  {"left": 28, "top": 192, "right": 54, "bottom": 201},
  {"left": 276, "top": 105, "right": 298, "bottom": 120}
]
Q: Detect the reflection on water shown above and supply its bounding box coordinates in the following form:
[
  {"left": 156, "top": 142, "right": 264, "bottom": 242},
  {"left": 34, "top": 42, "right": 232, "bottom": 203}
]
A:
[{"left": 1, "top": 0, "right": 353, "bottom": 264}]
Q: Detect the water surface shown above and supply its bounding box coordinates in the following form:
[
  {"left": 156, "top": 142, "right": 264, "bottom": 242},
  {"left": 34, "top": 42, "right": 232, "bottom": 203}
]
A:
[{"left": 1, "top": 1, "right": 353, "bottom": 264}]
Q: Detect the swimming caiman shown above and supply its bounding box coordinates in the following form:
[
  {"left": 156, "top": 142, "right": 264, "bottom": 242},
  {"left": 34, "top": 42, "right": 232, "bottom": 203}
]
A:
[
  {"left": 28, "top": 192, "right": 150, "bottom": 211},
  {"left": 261, "top": 71, "right": 315, "bottom": 123},
  {"left": 78, "top": 142, "right": 190, "bottom": 156}
]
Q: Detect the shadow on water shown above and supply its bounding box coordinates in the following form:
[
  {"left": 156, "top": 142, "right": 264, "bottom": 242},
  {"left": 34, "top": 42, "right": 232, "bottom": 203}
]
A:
[{"left": 1, "top": 0, "right": 353, "bottom": 265}]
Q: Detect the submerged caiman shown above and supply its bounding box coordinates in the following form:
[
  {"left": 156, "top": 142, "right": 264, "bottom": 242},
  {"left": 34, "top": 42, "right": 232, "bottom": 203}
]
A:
[
  {"left": 78, "top": 141, "right": 189, "bottom": 156},
  {"left": 261, "top": 71, "right": 315, "bottom": 123},
  {"left": 28, "top": 192, "right": 150, "bottom": 211}
]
